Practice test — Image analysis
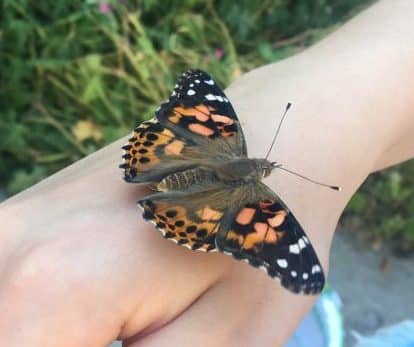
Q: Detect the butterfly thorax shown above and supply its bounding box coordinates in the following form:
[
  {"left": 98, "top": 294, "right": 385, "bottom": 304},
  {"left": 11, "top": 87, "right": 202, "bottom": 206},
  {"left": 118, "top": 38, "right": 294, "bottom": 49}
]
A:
[
  {"left": 157, "top": 158, "right": 273, "bottom": 191},
  {"left": 214, "top": 158, "right": 273, "bottom": 182}
]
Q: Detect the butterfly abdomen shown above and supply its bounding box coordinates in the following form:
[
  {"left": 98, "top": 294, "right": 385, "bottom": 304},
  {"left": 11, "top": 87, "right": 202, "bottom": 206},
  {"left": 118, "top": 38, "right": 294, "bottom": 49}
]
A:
[{"left": 157, "top": 168, "right": 215, "bottom": 191}]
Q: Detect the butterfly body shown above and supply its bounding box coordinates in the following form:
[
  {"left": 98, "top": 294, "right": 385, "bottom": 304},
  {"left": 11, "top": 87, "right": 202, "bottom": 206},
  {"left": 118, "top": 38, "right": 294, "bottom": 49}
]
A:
[
  {"left": 121, "top": 69, "right": 325, "bottom": 294},
  {"left": 158, "top": 158, "right": 274, "bottom": 192}
]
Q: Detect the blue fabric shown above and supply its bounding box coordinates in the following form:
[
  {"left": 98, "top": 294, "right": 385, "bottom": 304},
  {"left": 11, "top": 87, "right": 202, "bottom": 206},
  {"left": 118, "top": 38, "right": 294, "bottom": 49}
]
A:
[
  {"left": 354, "top": 321, "right": 414, "bottom": 347},
  {"left": 285, "top": 288, "right": 344, "bottom": 347}
]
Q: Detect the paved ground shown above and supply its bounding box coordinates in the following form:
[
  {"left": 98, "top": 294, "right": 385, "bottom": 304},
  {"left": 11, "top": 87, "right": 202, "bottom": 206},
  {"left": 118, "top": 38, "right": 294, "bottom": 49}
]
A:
[{"left": 329, "top": 230, "right": 414, "bottom": 346}]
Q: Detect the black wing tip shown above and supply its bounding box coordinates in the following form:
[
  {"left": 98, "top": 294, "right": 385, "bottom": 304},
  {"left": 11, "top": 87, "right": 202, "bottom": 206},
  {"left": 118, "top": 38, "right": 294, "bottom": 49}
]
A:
[
  {"left": 178, "top": 69, "right": 212, "bottom": 84},
  {"left": 266, "top": 266, "right": 324, "bottom": 295},
  {"left": 279, "top": 272, "right": 325, "bottom": 295},
  {"left": 173, "top": 69, "right": 208, "bottom": 98},
  {"left": 181, "top": 68, "right": 208, "bottom": 76},
  {"left": 221, "top": 248, "right": 325, "bottom": 295}
]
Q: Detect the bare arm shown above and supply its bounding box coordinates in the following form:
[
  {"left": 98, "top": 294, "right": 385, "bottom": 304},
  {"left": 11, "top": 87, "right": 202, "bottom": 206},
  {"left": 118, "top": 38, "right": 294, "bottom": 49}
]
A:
[{"left": 0, "top": 0, "right": 413, "bottom": 346}]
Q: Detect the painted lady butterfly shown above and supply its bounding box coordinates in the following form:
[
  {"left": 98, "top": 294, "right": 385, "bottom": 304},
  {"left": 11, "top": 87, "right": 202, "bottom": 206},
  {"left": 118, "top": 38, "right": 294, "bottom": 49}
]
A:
[{"left": 120, "top": 69, "right": 331, "bottom": 294}]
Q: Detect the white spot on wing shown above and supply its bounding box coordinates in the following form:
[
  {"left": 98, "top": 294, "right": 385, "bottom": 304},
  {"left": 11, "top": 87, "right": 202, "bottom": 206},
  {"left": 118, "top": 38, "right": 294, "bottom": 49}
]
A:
[
  {"left": 189, "top": 83, "right": 194, "bottom": 87},
  {"left": 277, "top": 259, "right": 288, "bottom": 268},
  {"left": 291, "top": 271, "right": 297, "bottom": 277},
  {"left": 302, "top": 272, "right": 309, "bottom": 280},
  {"left": 187, "top": 89, "right": 196, "bottom": 96},
  {"left": 204, "top": 79, "right": 214, "bottom": 85},
  {"left": 204, "top": 93, "right": 227, "bottom": 102},
  {"left": 289, "top": 244, "right": 300, "bottom": 254},
  {"left": 312, "top": 265, "right": 322, "bottom": 274},
  {"left": 195, "top": 79, "right": 200, "bottom": 83},
  {"left": 298, "top": 238, "right": 306, "bottom": 249}
]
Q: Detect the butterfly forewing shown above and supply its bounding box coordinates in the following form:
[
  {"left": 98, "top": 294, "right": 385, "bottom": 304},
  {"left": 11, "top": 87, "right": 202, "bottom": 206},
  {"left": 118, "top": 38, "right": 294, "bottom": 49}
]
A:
[
  {"left": 121, "top": 70, "right": 246, "bottom": 182},
  {"left": 216, "top": 186, "right": 325, "bottom": 294},
  {"left": 159, "top": 69, "right": 246, "bottom": 153}
]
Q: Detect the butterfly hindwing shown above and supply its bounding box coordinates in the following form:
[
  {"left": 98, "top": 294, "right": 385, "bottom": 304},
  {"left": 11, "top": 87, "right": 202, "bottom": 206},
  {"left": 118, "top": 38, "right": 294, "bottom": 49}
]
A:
[
  {"left": 216, "top": 186, "right": 325, "bottom": 294},
  {"left": 137, "top": 186, "right": 231, "bottom": 252}
]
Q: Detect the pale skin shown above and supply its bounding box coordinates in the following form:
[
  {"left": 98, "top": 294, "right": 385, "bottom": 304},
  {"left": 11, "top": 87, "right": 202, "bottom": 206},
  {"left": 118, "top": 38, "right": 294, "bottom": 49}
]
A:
[{"left": 0, "top": 0, "right": 413, "bottom": 345}]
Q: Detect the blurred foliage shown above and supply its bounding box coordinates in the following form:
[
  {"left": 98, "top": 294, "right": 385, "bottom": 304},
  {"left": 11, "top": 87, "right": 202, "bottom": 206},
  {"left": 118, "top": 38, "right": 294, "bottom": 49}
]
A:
[
  {"left": 346, "top": 161, "right": 414, "bottom": 254},
  {"left": 1, "top": 0, "right": 413, "bottom": 249}
]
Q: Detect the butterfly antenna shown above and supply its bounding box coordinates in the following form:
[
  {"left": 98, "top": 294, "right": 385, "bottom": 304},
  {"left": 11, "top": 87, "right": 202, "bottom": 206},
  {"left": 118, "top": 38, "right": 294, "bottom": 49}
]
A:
[
  {"left": 265, "top": 102, "right": 292, "bottom": 160},
  {"left": 273, "top": 164, "right": 341, "bottom": 191}
]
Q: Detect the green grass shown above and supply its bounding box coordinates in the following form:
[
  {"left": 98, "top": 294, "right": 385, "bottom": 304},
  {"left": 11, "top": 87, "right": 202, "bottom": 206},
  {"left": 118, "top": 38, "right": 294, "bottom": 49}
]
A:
[{"left": 1, "top": 0, "right": 413, "bottom": 251}]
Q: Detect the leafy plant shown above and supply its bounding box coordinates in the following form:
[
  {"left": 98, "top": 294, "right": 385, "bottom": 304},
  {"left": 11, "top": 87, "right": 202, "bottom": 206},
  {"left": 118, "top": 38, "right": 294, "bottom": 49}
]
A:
[
  {"left": 345, "top": 161, "right": 414, "bottom": 254},
  {"left": 0, "top": 0, "right": 373, "bottom": 190}
]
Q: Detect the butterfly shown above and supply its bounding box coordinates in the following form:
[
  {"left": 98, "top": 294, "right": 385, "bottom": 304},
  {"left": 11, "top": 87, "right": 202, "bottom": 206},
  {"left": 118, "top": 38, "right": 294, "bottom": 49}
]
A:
[{"left": 120, "top": 69, "right": 331, "bottom": 294}]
